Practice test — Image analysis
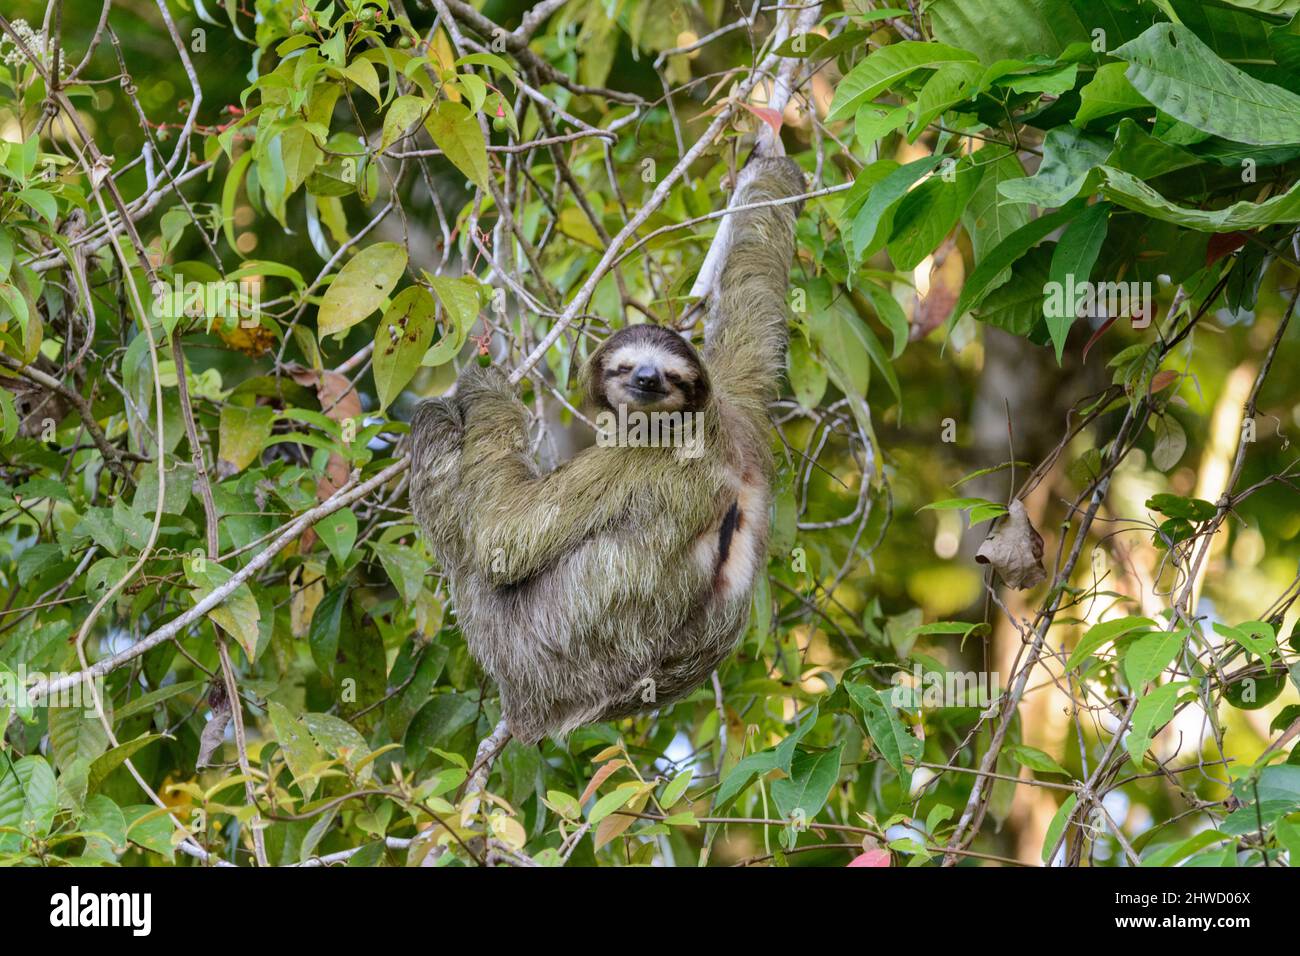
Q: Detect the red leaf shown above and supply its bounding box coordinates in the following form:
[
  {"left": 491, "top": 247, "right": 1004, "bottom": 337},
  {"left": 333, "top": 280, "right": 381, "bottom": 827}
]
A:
[
  {"left": 848, "top": 848, "right": 891, "bottom": 867},
  {"left": 579, "top": 759, "right": 627, "bottom": 805},
  {"left": 1206, "top": 231, "right": 1250, "bottom": 267},
  {"left": 1149, "top": 369, "right": 1179, "bottom": 394},
  {"left": 737, "top": 100, "right": 783, "bottom": 137},
  {"left": 1081, "top": 316, "right": 1117, "bottom": 363}
]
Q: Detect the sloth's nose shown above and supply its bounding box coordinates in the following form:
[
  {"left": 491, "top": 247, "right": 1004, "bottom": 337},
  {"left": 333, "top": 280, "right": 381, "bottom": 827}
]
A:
[{"left": 633, "top": 366, "right": 662, "bottom": 390}]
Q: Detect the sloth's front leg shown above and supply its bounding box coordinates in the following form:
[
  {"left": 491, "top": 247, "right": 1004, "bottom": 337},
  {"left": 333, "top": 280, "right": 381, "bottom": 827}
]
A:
[
  {"left": 409, "top": 397, "right": 467, "bottom": 568},
  {"left": 454, "top": 362, "right": 526, "bottom": 436}
]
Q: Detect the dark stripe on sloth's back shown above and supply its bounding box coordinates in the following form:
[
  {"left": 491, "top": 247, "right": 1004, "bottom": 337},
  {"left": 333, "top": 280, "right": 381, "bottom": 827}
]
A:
[{"left": 715, "top": 501, "right": 741, "bottom": 580}]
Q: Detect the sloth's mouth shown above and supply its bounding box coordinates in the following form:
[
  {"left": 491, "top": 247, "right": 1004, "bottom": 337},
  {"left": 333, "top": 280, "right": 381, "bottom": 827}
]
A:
[{"left": 625, "top": 384, "right": 670, "bottom": 400}]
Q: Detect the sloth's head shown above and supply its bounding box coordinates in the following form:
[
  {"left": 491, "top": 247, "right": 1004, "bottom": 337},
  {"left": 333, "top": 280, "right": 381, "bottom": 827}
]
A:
[{"left": 582, "top": 325, "right": 710, "bottom": 414}]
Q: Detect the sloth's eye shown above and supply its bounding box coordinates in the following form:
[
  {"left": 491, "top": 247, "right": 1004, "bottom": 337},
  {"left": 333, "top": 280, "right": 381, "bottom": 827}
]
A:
[
  {"left": 665, "top": 372, "right": 681, "bottom": 384},
  {"left": 616, "top": 364, "right": 633, "bottom": 373}
]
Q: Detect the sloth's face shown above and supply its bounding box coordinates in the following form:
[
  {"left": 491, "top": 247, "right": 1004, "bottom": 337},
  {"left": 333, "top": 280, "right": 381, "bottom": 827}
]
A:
[
  {"left": 600, "top": 338, "right": 701, "bottom": 413},
  {"left": 584, "top": 325, "right": 710, "bottom": 415}
]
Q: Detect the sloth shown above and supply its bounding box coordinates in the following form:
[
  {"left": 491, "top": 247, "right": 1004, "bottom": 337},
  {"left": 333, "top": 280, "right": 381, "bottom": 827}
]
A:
[{"left": 410, "top": 157, "right": 805, "bottom": 744}]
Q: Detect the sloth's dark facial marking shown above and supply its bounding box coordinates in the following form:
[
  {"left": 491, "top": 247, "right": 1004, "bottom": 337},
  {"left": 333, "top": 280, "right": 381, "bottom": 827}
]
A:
[{"left": 589, "top": 325, "right": 710, "bottom": 414}]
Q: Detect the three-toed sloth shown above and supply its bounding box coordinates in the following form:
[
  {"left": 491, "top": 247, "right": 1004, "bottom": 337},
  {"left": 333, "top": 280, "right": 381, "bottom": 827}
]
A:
[{"left": 410, "top": 157, "right": 805, "bottom": 743}]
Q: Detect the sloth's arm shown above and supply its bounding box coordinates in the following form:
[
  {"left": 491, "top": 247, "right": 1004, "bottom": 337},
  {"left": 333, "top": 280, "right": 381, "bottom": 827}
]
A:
[
  {"left": 408, "top": 397, "right": 466, "bottom": 569},
  {"left": 705, "top": 157, "right": 805, "bottom": 409},
  {"left": 452, "top": 366, "right": 646, "bottom": 585}
]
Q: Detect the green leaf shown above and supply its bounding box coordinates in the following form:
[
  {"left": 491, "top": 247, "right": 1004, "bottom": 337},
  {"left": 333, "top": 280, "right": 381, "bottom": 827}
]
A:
[
  {"left": 948, "top": 202, "right": 1082, "bottom": 331},
  {"left": 454, "top": 52, "right": 521, "bottom": 86},
  {"left": 80, "top": 794, "right": 128, "bottom": 861},
  {"left": 16, "top": 188, "right": 57, "bottom": 224},
  {"left": 424, "top": 100, "right": 489, "bottom": 189},
  {"left": 268, "top": 701, "right": 322, "bottom": 800},
  {"left": 806, "top": 285, "right": 874, "bottom": 396},
  {"left": 845, "top": 156, "right": 945, "bottom": 264},
  {"left": 315, "top": 506, "right": 357, "bottom": 566},
  {"left": 1123, "top": 627, "right": 1189, "bottom": 689},
  {"left": 88, "top": 735, "right": 161, "bottom": 793},
  {"left": 1150, "top": 414, "right": 1186, "bottom": 472},
  {"left": 226, "top": 259, "right": 306, "bottom": 290},
  {"left": 714, "top": 752, "right": 779, "bottom": 812},
  {"left": 1127, "top": 681, "right": 1190, "bottom": 771},
  {"left": 1141, "top": 829, "right": 1231, "bottom": 867},
  {"left": 1006, "top": 744, "right": 1069, "bottom": 775},
  {"left": 1218, "top": 0, "right": 1300, "bottom": 14},
  {"left": 776, "top": 29, "right": 871, "bottom": 58},
  {"left": 373, "top": 286, "right": 438, "bottom": 410},
  {"left": 887, "top": 159, "right": 983, "bottom": 270},
  {"left": 422, "top": 274, "right": 480, "bottom": 366},
  {"left": 965, "top": 502, "right": 1007, "bottom": 525},
  {"left": 849, "top": 308, "right": 901, "bottom": 407},
  {"left": 660, "top": 769, "right": 694, "bottom": 808},
  {"left": 113, "top": 680, "right": 205, "bottom": 722},
  {"left": 1066, "top": 616, "right": 1157, "bottom": 671},
  {"left": 1098, "top": 166, "right": 1300, "bottom": 231},
  {"left": 381, "top": 94, "right": 432, "bottom": 153},
  {"left": 861, "top": 283, "right": 910, "bottom": 360},
  {"left": 222, "top": 151, "right": 255, "bottom": 252},
  {"left": 1145, "top": 493, "right": 1216, "bottom": 521},
  {"left": 1113, "top": 23, "right": 1300, "bottom": 146},
  {"left": 976, "top": 244, "right": 1052, "bottom": 340},
  {"left": 372, "top": 541, "right": 426, "bottom": 604},
  {"left": 919, "top": 496, "right": 984, "bottom": 509},
  {"left": 122, "top": 804, "right": 173, "bottom": 859},
  {"left": 846, "top": 682, "right": 922, "bottom": 789},
  {"left": 303, "top": 712, "right": 371, "bottom": 776},
  {"left": 1213, "top": 621, "right": 1278, "bottom": 658},
  {"left": 78, "top": 508, "right": 125, "bottom": 556},
  {"left": 309, "top": 585, "right": 348, "bottom": 679},
  {"left": 386, "top": 640, "right": 448, "bottom": 741},
  {"left": 1076, "top": 62, "right": 1150, "bottom": 127},
  {"left": 279, "top": 123, "right": 322, "bottom": 194},
  {"left": 908, "top": 61, "right": 984, "bottom": 139},
  {"left": 854, "top": 104, "right": 911, "bottom": 151},
  {"left": 827, "top": 42, "right": 978, "bottom": 122},
  {"left": 953, "top": 459, "right": 1031, "bottom": 486},
  {"left": 907, "top": 620, "right": 990, "bottom": 644},
  {"left": 1046, "top": 201, "right": 1110, "bottom": 362},
  {"left": 771, "top": 744, "right": 844, "bottom": 822},
  {"left": 960, "top": 149, "right": 1028, "bottom": 289},
  {"left": 788, "top": 334, "right": 828, "bottom": 409},
  {"left": 337, "top": 605, "right": 387, "bottom": 734},
  {"left": 185, "top": 561, "right": 262, "bottom": 661},
  {"left": 713, "top": 710, "right": 816, "bottom": 811},
  {"left": 0, "top": 387, "right": 18, "bottom": 445},
  {"left": 218, "top": 404, "right": 275, "bottom": 473},
  {"left": 1001, "top": 62, "right": 1077, "bottom": 96},
  {"left": 999, "top": 126, "right": 1110, "bottom": 207},
  {"left": 318, "top": 242, "right": 408, "bottom": 339},
  {"left": 1270, "top": 704, "right": 1300, "bottom": 735},
  {"left": 928, "top": 0, "right": 1087, "bottom": 64},
  {"left": 343, "top": 59, "right": 382, "bottom": 105},
  {"left": 48, "top": 704, "right": 111, "bottom": 772},
  {"left": 1042, "top": 793, "right": 1078, "bottom": 863},
  {"left": 588, "top": 783, "right": 644, "bottom": 825},
  {"left": 0, "top": 755, "right": 56, "bottom": 849}
]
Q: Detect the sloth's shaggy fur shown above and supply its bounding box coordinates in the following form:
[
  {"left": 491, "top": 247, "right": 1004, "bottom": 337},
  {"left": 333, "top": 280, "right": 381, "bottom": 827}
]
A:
[{"left": 410, "top": 157, "right": 805, "bottom": 743}]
